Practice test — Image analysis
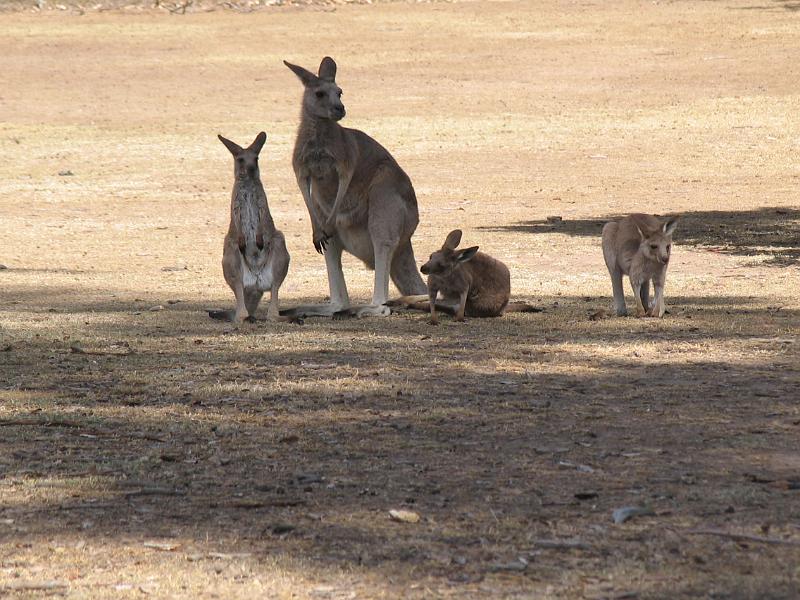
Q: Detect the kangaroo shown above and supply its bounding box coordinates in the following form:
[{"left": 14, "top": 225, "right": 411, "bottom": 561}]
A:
[
  {"left": 208, "top": 132, "right": 290, "bottom": 323},
  {"left": 390, "top": 230, "right": 540, "bottom": 324},
  {"left": 282, "top": 56, "right": 426, "bottom": 319},
  {"left": 601, "top": 214, "right": 678, "bottom": 318}
]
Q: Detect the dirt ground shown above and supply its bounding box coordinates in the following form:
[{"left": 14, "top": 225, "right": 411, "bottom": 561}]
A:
[{"left": 1, "top": 0, "right": 800, "bottom": 598}]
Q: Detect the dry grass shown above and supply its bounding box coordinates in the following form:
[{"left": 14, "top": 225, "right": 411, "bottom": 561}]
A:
[{"left": 1, "top": 0, "right": 800, "bottom": 597}]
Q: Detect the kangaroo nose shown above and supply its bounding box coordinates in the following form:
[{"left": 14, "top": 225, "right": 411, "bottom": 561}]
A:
[{"left": 420, "top": 264, "right": 429, "bottom": 275}]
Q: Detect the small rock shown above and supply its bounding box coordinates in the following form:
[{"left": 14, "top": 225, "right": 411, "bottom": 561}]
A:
[
  {"left": 489, "top": 557, "right": 528, "bottom": 572},
  {"left": 589, "top": 308, "right": 611, "bottom": 321},
  {"left": 149, "top": 305, "right": 164, "bottom": 312},
  {"left": 58, "top": 170, "right": 74, "bottom": 176},
  {"left": 161, "top": 265, "right": 187, "bottom": 272},
  {"left": 546, "top": 215, "right": 563, "bottom": 224},
  {"left": 612, "top": 506, "right": 654, "bottom": 524},
  {"left": 293, "top": 473, "right": 323, "bottom": 485},
  {"left": 389, "top": 509, "right": 420, "bottom": 524},
  {"left": 0, "top": 264, "right": 7, "bottom": 270},
  {"left": 166, "top": 299, "right": 183, "bottom": 305}
]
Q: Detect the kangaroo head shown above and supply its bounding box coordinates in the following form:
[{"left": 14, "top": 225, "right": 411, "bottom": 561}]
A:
[
  {"left": 636, "top": 217, "right": 678, "bottom": 264},
  {"left": 420, "top": 229, "right": 479, "bottom": 276},
  {"left": 218, "top": 132, "right": 266, "bottom": 181},
  {"left": 284, "top": 57, "right": 346, "bottom": 122}
]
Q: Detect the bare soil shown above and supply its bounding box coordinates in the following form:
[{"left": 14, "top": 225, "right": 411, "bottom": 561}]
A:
[{"left": 1, "top": 1, "right": 799, "bottom": 598}]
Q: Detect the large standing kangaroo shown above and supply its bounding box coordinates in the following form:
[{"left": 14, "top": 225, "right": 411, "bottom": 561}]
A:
[{"left": 282, "top": 56, "right": 426, "bottom": 319}]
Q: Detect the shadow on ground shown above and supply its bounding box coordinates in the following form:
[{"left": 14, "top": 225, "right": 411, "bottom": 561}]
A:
[
  {"left": 480, "top": 207, "right": 800, "bottom": 267},
  {"left": 2, "top": 290, "right": 800, "bottom": 596}
]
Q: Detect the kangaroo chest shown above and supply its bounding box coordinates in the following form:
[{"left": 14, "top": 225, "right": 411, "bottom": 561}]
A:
[
  {"left": 302, "top": 145, "right": 338, "bottom": 180},
  {"left": 433, "top": 271, "right": 475, "bottom": 302},
  {"left": 240, "top": 252, "right": 274, "bottom": 291},
  {"left": 234, "top": 185, "right": 275, "bottom": 291}
]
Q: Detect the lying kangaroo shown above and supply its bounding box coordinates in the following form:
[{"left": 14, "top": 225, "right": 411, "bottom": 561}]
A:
[
  {"left": 391, "top": 230, "right": 540, "bottom": 324},
  {"left": 282, "top": 56, "right": 426, "bottom": 319},
  {"left": 208, "top": 132, "right": 290, "bottom": 323},
  {"left": 601, "top": 213, "right": 678, "bottom": 318}
]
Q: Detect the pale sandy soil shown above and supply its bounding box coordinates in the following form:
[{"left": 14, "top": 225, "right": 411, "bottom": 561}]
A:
[{"left": 1, "top": 1, "right": 799, "bottom": 598}]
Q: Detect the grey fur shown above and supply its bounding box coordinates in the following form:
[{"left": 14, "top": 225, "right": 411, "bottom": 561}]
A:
[
  {"left": 282, "top": 57, "right": 426, "bottom": 319},
  {"left": 209, "top": 132, "right": 291, "bottom": 323}
]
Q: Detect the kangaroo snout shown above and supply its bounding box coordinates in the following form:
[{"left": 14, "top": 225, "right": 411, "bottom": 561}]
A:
[
  {"left": 420, "top": 263, "right": 430, "bottom": 275},
  {"left": 332, "top": 105, "right": 346, "bottom": 120}
]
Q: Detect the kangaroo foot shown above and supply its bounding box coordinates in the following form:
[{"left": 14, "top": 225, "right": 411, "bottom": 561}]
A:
[{"left": 332, "top": 304, "right": 392, "bottom": 320}]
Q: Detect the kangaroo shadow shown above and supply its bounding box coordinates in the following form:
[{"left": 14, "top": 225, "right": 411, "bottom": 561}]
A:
[
  {"left": 480, "top": 207, "right": 800, "bottom": 267},
  {"left": 733, "top": 0, "right": 800, "bottom": 11}
]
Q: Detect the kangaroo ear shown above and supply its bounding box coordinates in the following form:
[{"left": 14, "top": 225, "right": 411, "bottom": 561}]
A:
[
  {"left": 318, "top": 56, "right": 337, "bottom": 81},
  {"left": 443, "top": 229, "right": 463, "bottom": 250},
  {"left": 456, "top": 246, "right": 479, "bottom": 263},
  {"left": 284, "top": 60, "right": 318, "bottom": 86},
  {"left": 249, "top": 131, "right": 267, "bottom": 155},
  {"left": 663, "top": 216, "right": 679, "bottom": 237},
  {"left": 218, "top": 134, "right": 243, "bottom": 156}
]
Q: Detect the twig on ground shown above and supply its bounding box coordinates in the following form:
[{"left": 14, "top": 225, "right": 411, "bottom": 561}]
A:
[
  {"left": 0, "top": 580, "right": 69, "bottom": 592},
  {"left": 532, "top": 539, "right": 591, "bottom": 550},
  {"left": 125, "top": 487, "right": 187, "bottom": 497},
  {"left": 687, "top": 529, "right": 800, "bottom": 547}
]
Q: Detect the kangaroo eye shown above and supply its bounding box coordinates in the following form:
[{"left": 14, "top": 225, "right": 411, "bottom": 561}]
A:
[
  {"left": 315, "top": 91, "right": 325, "bottom": 99},
  {"left": 650, "top": 244, "right": 658, "bottom": 250},
  {"left": 666, "top": 244, "right": 671, "bottom": 251}
]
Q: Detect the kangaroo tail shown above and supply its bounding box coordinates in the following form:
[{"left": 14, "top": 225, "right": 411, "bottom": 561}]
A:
[{"left": 505, "top": 302, "right": 543, "bottom": 313}]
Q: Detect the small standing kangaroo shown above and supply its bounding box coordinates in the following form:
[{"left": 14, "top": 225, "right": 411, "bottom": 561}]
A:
[
  {"left": 282, "top": 56, "right": 427, "bottom": 319},
  {"left": 601, "top": 213, "right": 678, "bottom": 318},
  {"left": 391, "top": 230, "right": 539, "bottom": 324},
  {"left": 208, "top": 132, "right": 290, "bottom": 323}
]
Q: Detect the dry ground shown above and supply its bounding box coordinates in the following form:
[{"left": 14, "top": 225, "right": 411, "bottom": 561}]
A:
[{"left": 1, "top": 0, "right": 800, "bottom": 598}]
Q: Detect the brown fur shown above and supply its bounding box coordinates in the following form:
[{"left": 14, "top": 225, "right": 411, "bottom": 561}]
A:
[
  {"left": 208, "top": 132, "right": 291, "bottom": 323},
  {"left": 282, "top": 57, "right": 426, "bottom": 319},
  {"left": 390, "top": 230, "right": 538, "bottom": 324},
  {"left": 601, "top": 213, "right": 678, "bottom": 318}
]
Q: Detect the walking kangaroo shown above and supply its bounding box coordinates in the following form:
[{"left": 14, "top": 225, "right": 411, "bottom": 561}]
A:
[
  {"left": 391, "top": 230, "right": 539, "bottom": 325},
  {"left": 282, "top": 56, "right": 426, "bottom": 319},
  {"left": 601, "top": 214, "right": 679, "bottom": 318},
  {"left": 208, "top": 132, "right": 290, "bottom": 323}
]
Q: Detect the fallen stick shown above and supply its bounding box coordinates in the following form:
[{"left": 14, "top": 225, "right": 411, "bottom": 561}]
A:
[
  {"left": 532, "top": 539, "right": 591, "bottom": 550},
  {"left": 0, "top": 580, "right": 68, "bottom": 592},
  {"left": 0, "top": 419, "right": 84, "bottom": 428},
  {"left": 125, "top": 487, "right": 187, "bottom": 497},
  {"left": 687, "top": 529, "right": 800, "bottom": 547}
]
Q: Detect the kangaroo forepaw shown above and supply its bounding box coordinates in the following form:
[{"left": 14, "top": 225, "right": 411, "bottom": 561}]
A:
[{"left": 313, "top": 230, "right": 332, "bottom": 254}]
